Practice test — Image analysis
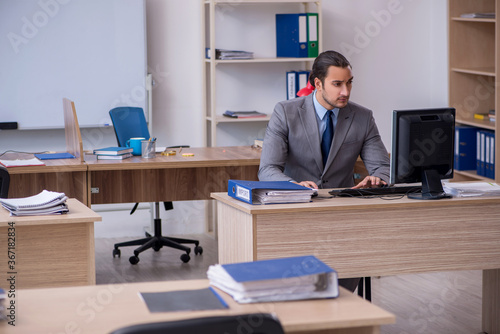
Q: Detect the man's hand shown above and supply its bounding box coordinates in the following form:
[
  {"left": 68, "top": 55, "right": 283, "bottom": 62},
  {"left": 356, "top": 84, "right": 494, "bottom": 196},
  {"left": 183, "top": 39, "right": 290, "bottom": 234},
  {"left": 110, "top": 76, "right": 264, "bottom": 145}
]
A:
[
  {"left": 352, "top": 176, "right": 387, "bottom": 189},
  {"left": 294, "top": 181, "right": 318, "bottom": 189}
]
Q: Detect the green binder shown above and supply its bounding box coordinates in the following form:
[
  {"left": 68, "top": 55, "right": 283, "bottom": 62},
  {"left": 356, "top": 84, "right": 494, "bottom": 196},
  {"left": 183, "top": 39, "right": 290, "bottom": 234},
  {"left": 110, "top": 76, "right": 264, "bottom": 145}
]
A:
[{"left": 307, "top": 13, "right": 319, "bottom": 58}]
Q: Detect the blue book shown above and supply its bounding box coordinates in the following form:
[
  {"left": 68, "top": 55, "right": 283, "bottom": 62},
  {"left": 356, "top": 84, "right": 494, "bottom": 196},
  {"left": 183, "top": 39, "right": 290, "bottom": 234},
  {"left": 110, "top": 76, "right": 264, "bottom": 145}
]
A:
[
  {"left": 93, "top": 146, "right": 133, "bottom": 156},
  {"left": 454, "top": 126, "right": 477, "bottom": 171},
  {"left": 276, "top": 13, "right": 308, "bottom": 58},
  {"left": 34, "top": 152, "right": 75, "bottom": 160},
  {"left": 227, "top": 179, "right": 315, "bottom": 204},
  {"left": 207, "top": 255, "right": 338, "bottom": 303}
]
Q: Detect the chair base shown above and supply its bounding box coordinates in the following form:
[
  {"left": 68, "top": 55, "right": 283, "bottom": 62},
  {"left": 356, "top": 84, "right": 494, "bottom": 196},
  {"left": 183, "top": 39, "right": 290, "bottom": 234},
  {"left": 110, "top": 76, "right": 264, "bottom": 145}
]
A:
[
  {"left": 357, "top": 276, "right": 371, "bottom": 301},
  {"left": 112, "top": 214, "right": 203, "bottom": 265}
]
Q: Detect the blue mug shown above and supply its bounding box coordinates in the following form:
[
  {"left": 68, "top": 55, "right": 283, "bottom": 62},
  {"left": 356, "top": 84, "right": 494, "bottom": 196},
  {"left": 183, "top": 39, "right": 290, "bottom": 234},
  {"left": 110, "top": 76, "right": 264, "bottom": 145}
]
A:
[{"left": 126, "top": 137, "right": 145, "bottom": 156}]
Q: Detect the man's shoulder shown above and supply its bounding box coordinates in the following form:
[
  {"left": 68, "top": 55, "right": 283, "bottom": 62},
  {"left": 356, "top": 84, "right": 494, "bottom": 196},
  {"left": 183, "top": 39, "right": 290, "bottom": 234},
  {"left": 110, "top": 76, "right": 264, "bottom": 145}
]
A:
[
  {"left": 345, "top": 101, "right": 372, "bottom": 113},
  {"left": 276, "top": 95, "right": 311, "bottom": 110}
]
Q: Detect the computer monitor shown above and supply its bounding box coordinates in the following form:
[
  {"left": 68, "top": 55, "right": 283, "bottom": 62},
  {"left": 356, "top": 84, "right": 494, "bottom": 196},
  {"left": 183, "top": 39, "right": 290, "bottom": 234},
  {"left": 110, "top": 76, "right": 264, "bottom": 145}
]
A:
[{"left": 390, "top": 107, "right": 455, "bottom": 200}]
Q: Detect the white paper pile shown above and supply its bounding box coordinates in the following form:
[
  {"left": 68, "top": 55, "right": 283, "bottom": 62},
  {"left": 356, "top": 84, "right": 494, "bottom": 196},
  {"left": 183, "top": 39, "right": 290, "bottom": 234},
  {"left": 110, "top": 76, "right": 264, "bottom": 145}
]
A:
[{"left": 0, "top": 190, "right": 68, "bottom": 216}]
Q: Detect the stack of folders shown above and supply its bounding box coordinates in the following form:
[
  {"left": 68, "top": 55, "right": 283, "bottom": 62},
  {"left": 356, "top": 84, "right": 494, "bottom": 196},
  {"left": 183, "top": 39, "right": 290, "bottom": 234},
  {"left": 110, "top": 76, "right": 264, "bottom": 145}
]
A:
[
  {"left": 207, "top": 255, "right": 338, "bottom": 304},
  {"left": 0, "top": 190, "right": 68, "bottom": 216},
  {"left": 93, "top": 146, "right": 133, "bottom": 160},
  {"left": 205, "top": 48, "right": 254, "bottom": 60},
  {"left": 223, "top": 110, "right": 267, "bottom": 119},
  {"left": 228, "top": 180, "right": 315, "bottom": 204}
]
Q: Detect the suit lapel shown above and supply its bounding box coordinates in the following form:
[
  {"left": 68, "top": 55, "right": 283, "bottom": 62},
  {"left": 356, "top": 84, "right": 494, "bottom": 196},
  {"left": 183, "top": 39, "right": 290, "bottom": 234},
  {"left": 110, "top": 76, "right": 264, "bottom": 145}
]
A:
[
  {"left": 323, "top": 104, "right": 354, "bottom": 170},
  {"left": 298, "top": 95, "right": 323, "bottom": 173}
]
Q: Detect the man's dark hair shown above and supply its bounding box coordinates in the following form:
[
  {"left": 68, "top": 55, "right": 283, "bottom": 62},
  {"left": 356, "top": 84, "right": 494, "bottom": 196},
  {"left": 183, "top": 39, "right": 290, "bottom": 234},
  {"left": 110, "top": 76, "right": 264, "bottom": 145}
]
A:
[{"left": 309, "top": 50, "right": 351, "bottom": 87}]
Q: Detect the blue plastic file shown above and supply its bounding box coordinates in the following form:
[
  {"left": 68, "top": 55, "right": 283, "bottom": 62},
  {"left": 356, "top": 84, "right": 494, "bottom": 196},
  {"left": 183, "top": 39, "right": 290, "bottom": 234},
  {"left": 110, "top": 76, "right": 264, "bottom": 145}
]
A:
[
  {"left": 276, "top": 13, "right": 308, "bottom": 58},
  {"left": 454, "top": 126, "right": 478, "bottom": 171}
]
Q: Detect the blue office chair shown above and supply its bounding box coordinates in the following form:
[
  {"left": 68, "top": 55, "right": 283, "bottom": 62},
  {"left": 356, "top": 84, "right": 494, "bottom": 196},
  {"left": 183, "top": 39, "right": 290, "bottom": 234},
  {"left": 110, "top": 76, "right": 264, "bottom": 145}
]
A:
[
  {"left": 108, "top": 313, "right": 285, "bottom": 334},
  {"left": 109, "top": 107, "right": 202, "bottom": 265},
  {"left": 0, "top": 165, "right": 9, "bottom": 198}
]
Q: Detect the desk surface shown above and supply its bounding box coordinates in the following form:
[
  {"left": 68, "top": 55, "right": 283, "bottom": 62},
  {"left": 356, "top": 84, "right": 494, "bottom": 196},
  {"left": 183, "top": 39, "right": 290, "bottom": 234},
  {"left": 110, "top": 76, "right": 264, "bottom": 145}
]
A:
[
  {"left": 85, "top": 146, "right": 261, "bottom": 170},
  {"left": 0, "top": 198, "right": 101, "bottom": 226},
  {"left": 211, "top": 189, "right": 500, "bottom": 214},
  {"left": 87, "top": 146, "right": 261, "bottom": 204},
  {"left": 2, "top": 279, "right": 395, "bottom": 334}
]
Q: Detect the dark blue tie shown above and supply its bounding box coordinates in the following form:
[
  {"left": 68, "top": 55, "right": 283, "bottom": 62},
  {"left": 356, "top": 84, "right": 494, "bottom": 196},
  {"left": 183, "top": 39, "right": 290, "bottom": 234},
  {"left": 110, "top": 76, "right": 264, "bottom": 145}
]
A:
[{"left": 321, "top": 110, "right": 334, "bottom": 165}]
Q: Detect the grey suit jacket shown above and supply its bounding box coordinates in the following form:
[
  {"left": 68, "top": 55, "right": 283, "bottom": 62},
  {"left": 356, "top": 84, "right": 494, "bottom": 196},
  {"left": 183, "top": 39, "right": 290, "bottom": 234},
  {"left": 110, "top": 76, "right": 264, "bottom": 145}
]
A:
[{"left": 258, "top": 94, "right": 390, "bottom": 188}]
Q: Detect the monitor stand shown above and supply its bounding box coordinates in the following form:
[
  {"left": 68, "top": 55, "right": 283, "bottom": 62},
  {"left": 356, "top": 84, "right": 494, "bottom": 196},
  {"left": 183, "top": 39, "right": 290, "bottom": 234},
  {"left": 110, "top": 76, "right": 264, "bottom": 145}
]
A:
[{"left": 407, "top": 169, "right": 452, "bottom": 200}]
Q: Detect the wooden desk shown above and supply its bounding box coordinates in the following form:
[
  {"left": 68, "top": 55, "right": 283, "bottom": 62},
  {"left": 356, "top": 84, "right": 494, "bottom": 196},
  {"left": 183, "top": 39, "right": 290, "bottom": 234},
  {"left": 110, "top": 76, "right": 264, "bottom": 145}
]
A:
[
  {"left": 4, "top": 154, "right": 88, "bottom": 205},
  {"left": 1, "top": 279, "right": 395, "bottom": 333},
  {"left": 0, "top": 199, "right": 102, "bottom": 289},
  {"left": 86, "top": 146, "right": 261, "bottom": 204},
  {"left": 211, "top": 191, "right": 500, "bottom": 333}
]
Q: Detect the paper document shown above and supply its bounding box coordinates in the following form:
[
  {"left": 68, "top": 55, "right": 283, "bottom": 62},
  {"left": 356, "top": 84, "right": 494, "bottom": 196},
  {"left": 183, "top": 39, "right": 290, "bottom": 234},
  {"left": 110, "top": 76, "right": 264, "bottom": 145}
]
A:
[
  {"left": 0, "top": 190, "right": 68, "bottom": 216},
  {"left": 443, "top": 182, "right": 500, "bottom": 197},
  {"left": 0, "top": 157, "right": 44, "bottom": 167}
]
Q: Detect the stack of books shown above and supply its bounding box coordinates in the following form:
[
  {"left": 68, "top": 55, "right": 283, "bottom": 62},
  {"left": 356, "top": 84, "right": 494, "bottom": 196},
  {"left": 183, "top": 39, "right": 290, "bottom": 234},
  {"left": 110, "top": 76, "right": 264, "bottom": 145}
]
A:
[
  {"left": 207, "top": 255, "right": 338, "bottom": 304},
  {"left": 223, "top": 110, "right": 267, "bottom": 119},
  {"left": 0, "top": 190, "right": 68, "bottom": 216},
  {"left": 93, "top": 146, "right": 133, "bottom": 160}
]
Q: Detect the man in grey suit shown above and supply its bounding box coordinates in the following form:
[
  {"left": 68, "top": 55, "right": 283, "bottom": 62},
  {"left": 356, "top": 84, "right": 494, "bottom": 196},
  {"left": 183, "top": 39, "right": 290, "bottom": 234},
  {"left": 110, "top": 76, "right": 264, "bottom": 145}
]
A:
[{"left": 259, "top": 50, "right": 390, "bottom": 292}]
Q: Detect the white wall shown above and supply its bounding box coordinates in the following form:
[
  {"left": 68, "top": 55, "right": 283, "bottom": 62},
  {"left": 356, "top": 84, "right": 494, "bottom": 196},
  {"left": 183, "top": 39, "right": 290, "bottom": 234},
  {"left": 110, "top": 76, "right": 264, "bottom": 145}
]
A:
[{"left": 2, "top": 0, "right": 448, "bottom": 237}]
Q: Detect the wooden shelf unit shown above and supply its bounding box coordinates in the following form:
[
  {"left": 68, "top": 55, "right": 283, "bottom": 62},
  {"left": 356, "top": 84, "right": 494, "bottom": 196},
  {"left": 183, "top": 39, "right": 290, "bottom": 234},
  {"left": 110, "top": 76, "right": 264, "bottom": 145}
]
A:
[
  {"left": 448, "top": 0, "right": 499, "bottom": 182},
  {"left": 202, "top": 0, "right": 322, "bottom": 146}
]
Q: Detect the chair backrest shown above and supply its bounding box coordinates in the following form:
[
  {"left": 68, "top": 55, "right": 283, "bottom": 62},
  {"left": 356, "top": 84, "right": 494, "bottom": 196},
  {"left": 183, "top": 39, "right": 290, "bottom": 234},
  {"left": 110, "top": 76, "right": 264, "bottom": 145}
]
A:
[
  {"left": 108, "top": 313, "right": 285, "bottom": 334},
  {"left": 109, "top": 107, "right": 150, "bottom": 147},
  {"left": 0, "top": 165, "right": 10, "bottom": 198}
]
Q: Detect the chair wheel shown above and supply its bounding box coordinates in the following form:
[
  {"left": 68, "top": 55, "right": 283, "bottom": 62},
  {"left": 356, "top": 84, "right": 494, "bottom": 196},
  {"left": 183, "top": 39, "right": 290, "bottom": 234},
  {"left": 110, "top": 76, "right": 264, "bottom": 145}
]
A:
[
  {"left": 113, "top": 248, "right": 121, "bottom": 258},
  {"left": 194, "top": 246, "right": 203, "bottom": 255},
  {"left": 129, "top": 256, "right": 140, "bottom": 265},
  {"left": 180, "top": 253, "right": 190, "bottom": 263},
  {"left": 153, "top": 245, "right": 161, "bottom": 252}
]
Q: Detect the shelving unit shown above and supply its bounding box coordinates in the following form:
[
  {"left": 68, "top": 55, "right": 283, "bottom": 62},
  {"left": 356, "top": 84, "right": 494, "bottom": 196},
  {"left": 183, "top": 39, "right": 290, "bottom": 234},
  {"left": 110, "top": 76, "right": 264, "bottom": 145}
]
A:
[
  {"left": 202, "top": 0, "right": 322, "bottom": 146},
  {"left": 448, "top": 0, "right": 499, "bottom": 182}
]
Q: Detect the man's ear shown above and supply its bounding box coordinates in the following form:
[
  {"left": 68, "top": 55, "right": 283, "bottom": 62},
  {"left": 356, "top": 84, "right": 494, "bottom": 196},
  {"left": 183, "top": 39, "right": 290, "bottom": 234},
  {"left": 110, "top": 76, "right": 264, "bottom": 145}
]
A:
[{"left": 314, "top": 77, "right": 322, "bottom": 91}]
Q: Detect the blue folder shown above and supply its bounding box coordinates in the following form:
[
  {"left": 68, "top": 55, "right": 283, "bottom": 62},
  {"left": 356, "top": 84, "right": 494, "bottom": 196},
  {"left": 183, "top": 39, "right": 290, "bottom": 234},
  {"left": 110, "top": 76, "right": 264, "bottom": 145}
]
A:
[
  {"left": 454, "top": 126, "right": 477, "bottom": 171},
  {"left": 276, "top": 13, "right": 308, "bottom": 58},
  {"left": 34, "top": 152, "right": 75, "bottom": 160},
  {"left": 228, "top": 179, "right": 312, "bottom": 204}
]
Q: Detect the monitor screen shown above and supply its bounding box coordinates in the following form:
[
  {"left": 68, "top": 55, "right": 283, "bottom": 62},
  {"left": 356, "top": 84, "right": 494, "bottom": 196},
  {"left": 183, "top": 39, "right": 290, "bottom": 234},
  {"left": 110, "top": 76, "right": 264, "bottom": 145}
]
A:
[{"left": 390, "top": 108, "right": 455, "bottom": 200}]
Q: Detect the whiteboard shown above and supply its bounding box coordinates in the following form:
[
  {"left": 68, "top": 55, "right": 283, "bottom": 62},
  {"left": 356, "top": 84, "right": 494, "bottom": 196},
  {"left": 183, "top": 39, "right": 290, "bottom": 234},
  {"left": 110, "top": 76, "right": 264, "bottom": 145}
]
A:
[{"left": 0, "top": 0, "right": 146, "bottom": 129}]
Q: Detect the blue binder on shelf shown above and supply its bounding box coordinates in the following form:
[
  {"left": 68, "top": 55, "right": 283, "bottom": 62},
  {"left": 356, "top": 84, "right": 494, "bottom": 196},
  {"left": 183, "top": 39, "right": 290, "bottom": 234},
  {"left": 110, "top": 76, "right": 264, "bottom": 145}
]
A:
[
  {"left": 454, "top": 125, "right": 478, "bottom": 171},
  {"left": 286, "top": 70, "right": 310, "bottom": 99},
  {"left": 227, "top": 179, "right": 314, "bottom": 204},
  {"left": 486, "top": 131, "right": 495, "bottom": 179},
  {"left": 276, "top": 13, "right": 308, "bottom": 58}
]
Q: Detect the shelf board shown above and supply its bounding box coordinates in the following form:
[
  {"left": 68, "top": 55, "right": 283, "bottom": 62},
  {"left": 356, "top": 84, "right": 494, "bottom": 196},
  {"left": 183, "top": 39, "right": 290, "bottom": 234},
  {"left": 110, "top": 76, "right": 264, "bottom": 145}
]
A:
[
  {"left": 205, "top": 0, "right": 319, "bottom": 4},
  {"left": 208, "top": 115, "right": 271, "bottom": 124},
  {"left": 451, "top": 67, "right": 495, "bottom": 77},
  {"left": 456, "top": 118, "right": 495, "bottom": 131},
  {"left": 205, "top": 57, "right": 316, "bottom": 64},
  {"left": 454, "top": 170, "right": 495, "bottom": 182},
  {"left": 451, "top": 17, "right": 496, "bottom": 23}
]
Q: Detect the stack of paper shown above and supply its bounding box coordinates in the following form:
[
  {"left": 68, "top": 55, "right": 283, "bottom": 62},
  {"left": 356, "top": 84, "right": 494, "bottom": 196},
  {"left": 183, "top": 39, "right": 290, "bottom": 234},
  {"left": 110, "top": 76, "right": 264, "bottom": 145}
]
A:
[
  {"left": 0, "top": 190, "right": 68, "bottom": 216},
  {"left": 443, "top": 182, "right": 500, "bottom": 197},
  {"left": 206, "top": 48, "right": 254, "bottom": 60},
  {"left": 0, "top": 157, "right": 45, "bottom": 167},
  {"left": 207, "top": 255, "right": 338, "bottom": 304},
  {"left": 223, "top": 110, "right": 267, "bottom": 119}
]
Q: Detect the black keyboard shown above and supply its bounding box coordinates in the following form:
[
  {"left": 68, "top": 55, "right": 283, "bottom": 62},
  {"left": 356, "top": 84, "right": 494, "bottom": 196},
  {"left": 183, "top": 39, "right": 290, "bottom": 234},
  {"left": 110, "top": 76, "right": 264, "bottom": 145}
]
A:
[{"left": 329, "top": 185, "right": 422, "bottom": 197}]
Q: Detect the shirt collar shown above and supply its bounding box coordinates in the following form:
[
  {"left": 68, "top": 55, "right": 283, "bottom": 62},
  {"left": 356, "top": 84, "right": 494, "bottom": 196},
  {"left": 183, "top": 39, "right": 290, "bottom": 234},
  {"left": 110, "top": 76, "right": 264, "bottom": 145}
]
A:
[{"left": 313, "top": 91, "right": 339, "bottom": 120}]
